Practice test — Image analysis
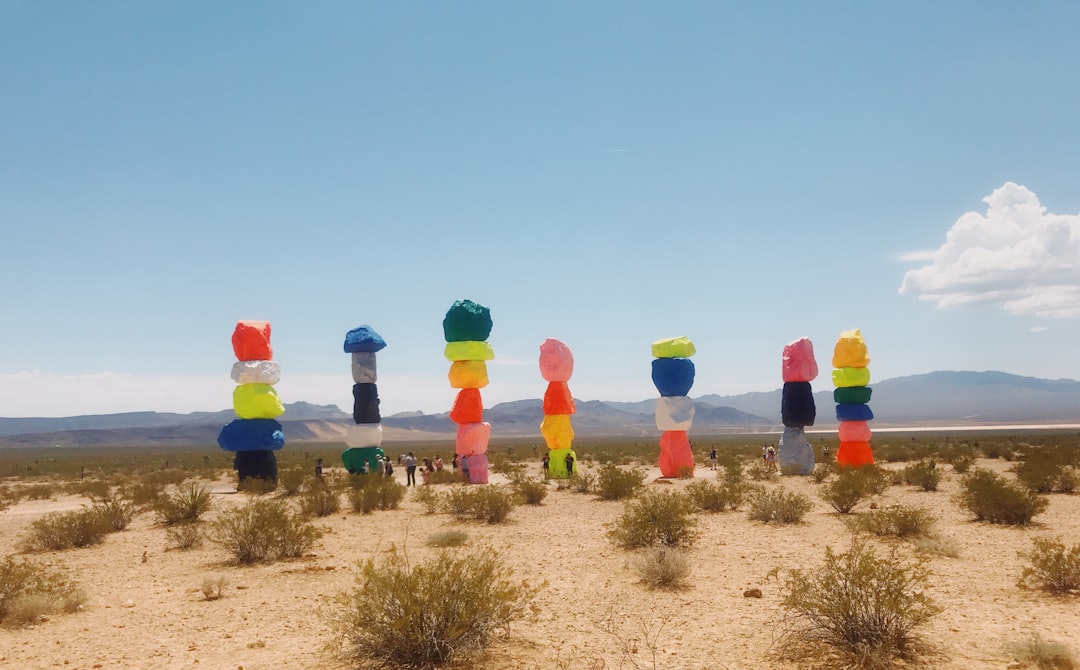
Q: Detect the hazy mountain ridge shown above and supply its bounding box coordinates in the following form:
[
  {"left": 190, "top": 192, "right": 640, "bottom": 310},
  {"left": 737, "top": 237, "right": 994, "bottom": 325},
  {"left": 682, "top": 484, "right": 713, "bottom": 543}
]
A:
[{"left": 2, "top": 371, "right": 1079, "bottom": 447}]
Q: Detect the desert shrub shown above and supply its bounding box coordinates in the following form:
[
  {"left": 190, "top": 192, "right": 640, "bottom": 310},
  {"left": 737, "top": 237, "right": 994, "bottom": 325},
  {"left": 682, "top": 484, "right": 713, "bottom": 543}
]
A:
[
  {"left": 0, "top": 556, "right": 86, "bottom": 625},
  {"left": 608, "top": 490, "right": 699, "bottom": 549},
  {"left": 720, "top": 458, "right": 745, "bottom": 484},
  {"left": 1015, "top": 451, "right": 1068, "bottom": 493},
  {"left": 633, "top": 547, "right": 691, "bottom": 590},
  {"left": 685, "top": 479, "right": 728, "bottom": 512},
  {"left": 440, "top": 486, "right": 516, "bottom": 523},
  {"left": 819, "top": 471, "right": 871, "bottom": 514},
  {"left": 957, "top": 468, "right": 1048, "bottom": 525},
  {"left": 858, "top": 465, "right": 891, "bottom": 494},
  {"left": 426, "top": 530, "right": 469, "bottom": 547},
  {"left": 513, "top": 477, "right": 548, "bottom": 505},
  {"left": 201, "top": 575, "right": 228, "bottom": 601},
  {"left": 851, "top": 506, "right": 936, "bottom": 539},
  {"left": 23, "top": 508, "right": 112, "bottom": 551},
  {"left": 237, "top": 476, "right": 277, "bottom": 495},
  {"left": 781, "top": 537, "right": 941, "bottom": 667},
  {"left": 122, "top": 480, "right": 165, "bottom": 507},
  {"left": 1005, "top": 635, "right": 1077, "bottom": 670},
  {"left": 300, "top": 481, "right": 341, "bottom": 517},
  {"left": 810, "top": 463, "right": 833, "bottom": 483},
  {"left": 903, "top": 459, "right": 941, "bottom": 492},
  {"left": 426, "top": 469, "right": 462, "bottom": 485},
  {"left": 154, "top": 482, "right": 213, "bottom": 525},
  {"left": 412, "top": 486, "right": 441, "bottom": 514},
  {"left": 278, "top": 468, "right": 306, "bottom": 496},
  {"left": 89, "top": 497, "right": 136, "bottom": 532},
  {"left": 596, "top": 464, "right": 646, "bottom": 500},
  {"left": 746, "top": 462, "right": 773, "bottom": 481},
  {"left": 166, "top": 522, "right": 203, "bottom": 550},
  {"left": 1057, "top": 467, "right": 1080, "bottom": 494},
  {"left": 211, "top": 498, "right": 322, "bottom": 564},
  {"left": 1018, "top": 536, "right": 1080, "bottom": 594},
  {"left": 331, "top": 547, "right": 539, "bottom": 668},
  {"left": 24, "top": 483, "right": 55, "bottom": 500},
  {"left": 749, "top": 488, "right": 812, "bottom": 524},
  {"left": 724, "top": 481, "right": 752, "bottom": 511},
  {"left": 570, "top": 470, "right": 596, "bottom": 494},
  {"left": 74, "top": 479, "right": 111, "bottom": 501},
  {"left": 676, "top": 465, "right": 695, "bottom": 480},
  {"left": 347, "top": 477, "right": 405, "bottom": 513},
  {"left": 947, "top": 453, "right": 976, "bottom": 474}
]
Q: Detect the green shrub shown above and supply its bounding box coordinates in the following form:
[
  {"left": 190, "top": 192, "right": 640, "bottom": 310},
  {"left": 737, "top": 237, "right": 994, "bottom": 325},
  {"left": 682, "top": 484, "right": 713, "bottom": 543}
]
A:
[
  {"left": 346, "top": 476, "right": 406, "bottom": 514},
  {"left": 1005, "top": 635, "right": 1077, "bottom": 670},
  {"left": 426, "top": 469, "right": 463, "bottom": 485},
  {"left": 211, "top": 498, "right": 322, "bottom": 564},
  {"left": 122, "top": 480, "right": 165, "bottom": 507},
  {"left": 685, "top": 479, "right": 728, "bottom": 513},
  {"left": 237, "top": 476, "right": 277, "bottom": 495},
  {"left": 330, "top": 547, "right": 539, "bottom": 668},
  {"left": 781, "top": 537, "right": 941, "bottom": 666},
  {"left": 426, "top": 530, "right": 469, "bottom": 547},
  {"left": 1015, "top": 451, "right": 1068, "bottom": 493},
  {"left": 633, "top": 547, "right": 691, "bottom": 590},
  {"left": 570, "top": 471, "right": 596, "bottom": 494},
  {"left": 819, "top": 471, "right": 871, "bottom": 514},
  {"left": 608, "top": 490, "right": 699, "bottom": 549},
  {"left": 810, "top": 463, "right": 833, "bottom": 483},
  {"left": 720, "top": 458, "right": 745, "bottom": 484},
  {"left": 947, "top": 453, "right": 976, "bottom": 474},
  {"left": 23, "top": 508, "right": 112, "bottom": 551},
  {"left": 957, "top": 468, "right": 1048, "bottom": 525},
  {"left": 0, "top": 556, "right": 86, "bottom": 625},
  {"left": 513, "top": 477, "right": 548, "bottom": 505},
  {"left": 74, "top": 479, "right": 111, "bottom": 501},
  {"left": 851, "top": 506, "right": 937, "bottom": 539},
  {"left": 596, "top": 464, "right": 646, "bottom": 500},
  {"left": 1018, "top": 536, "right": 1080, "bottom": 594},
  {"left": 746, "top": 462, "right": 774, "bottom": 481},
  {"left": 440, "top": 486, "right": 517, "bottom": 523},
  {"left": 903, "top": 459, "right": 941, "bottom": 492},
  {"left": 748, "top": 488, "right": 812, "bottom": 524},
  {"left": 154, "top": 482, "right": 213, "bottom": 525}
]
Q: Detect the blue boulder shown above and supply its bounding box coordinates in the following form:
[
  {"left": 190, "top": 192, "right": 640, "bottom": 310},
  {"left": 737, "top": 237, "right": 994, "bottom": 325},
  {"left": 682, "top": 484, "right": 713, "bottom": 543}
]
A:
[
  {"left": 218, "top": 419, "right": 286, "bottom": 452},
  {"left": 344, "top": 325, "right": 387, "bottom": 353},
  {"left": 836, "top": 403, "right": 874, "bottom": 422},
  {"left": 651, "top": 357, "right": 695, "bottom": 397}
]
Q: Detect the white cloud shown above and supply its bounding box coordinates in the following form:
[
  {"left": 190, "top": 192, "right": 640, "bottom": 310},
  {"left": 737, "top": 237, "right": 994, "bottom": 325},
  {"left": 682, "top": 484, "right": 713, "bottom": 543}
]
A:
[
  {"left": 899, "top": 182, "right": 1080, "bottom": 318},
  {"left": 1029, "top": 326, "right": 1049, "bottom": 333}
]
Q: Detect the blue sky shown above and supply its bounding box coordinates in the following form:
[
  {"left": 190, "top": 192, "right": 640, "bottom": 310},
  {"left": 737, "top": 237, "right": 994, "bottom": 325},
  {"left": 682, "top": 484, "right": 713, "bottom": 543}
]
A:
[{"left": 2, "top": 1, "right": 1079, "bottom": 417}]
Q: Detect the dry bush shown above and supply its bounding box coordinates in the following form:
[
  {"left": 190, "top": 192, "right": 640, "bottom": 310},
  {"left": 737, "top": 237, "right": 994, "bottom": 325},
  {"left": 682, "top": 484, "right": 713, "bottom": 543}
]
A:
[
  {"left": 1018, "top": 537, "right": 1080, "bottom": 595},
  {"left": 957, "top": 468, "right": 1048, "bottom": 525},
  {"left": 426, "top": 530, "right": 469, "bottom": 547},
  {"left": 676, "top": 465, "right": 695, "bottom": 479},
  {"left": 0, "top": 556, "right": 86, "bottom": 625},
  {"left": 211, "top": 498, "right": 322, "bottom": 564},
  {"left": 237, "top": 476, "right": 277, "bottom": 495},
  {"left": 201, "top": 575, "right": 228, "bottom": 601},
  {"left": 608, "top": 490, "right": 699, "bottom": 549},
  {"left": 330, "top": 547, "right": 539, "bottom": 668},
  {"left": 719, "top": 458, "right": 745, "bottom": 484},
  {"left": 122, "top": 480, "right": 165, "bottom": 507},
  {"left": 74, "top": 479, "right": 111, "bottom": 501},
  {"left": 570, "top": 470, "right": 596, "bottom": 494},
  {"left": 513, "top": 477, "right": 548, "bottom": 505},
  {"left": 426, "top": 469, "right": 463, "bottom": 485},
  {"left": 154, "top": 482, "right": 213, "bottom": 525},
  {"left": 947, "top": 453, "right": 976, "bottom": 474},
  {"left": 902, "top": 459, "right": 941, "bottom": 492},
  {"left": 346, "top": 475, "right": 407, "bottom": 513},
  {"left": 438, "top": 486, "right": 517, "bottom": 523},
  {"left": 746, "top": 462, "right": 774, "bottom": 481},
  {"left": 23, "top": 508, "right": 112, "bottom": 551},
  {"left": 278, "top": 468, "right": 306, "bottom": 496},
  {"left": 909, "top": 535, "right": 961, "bottom": 559},
  {"left": 412, "top": 486, "right": 441, "bottom": 515},
  {"left": 1006, "top": 634, "right": 1077, "bottom": 670},
  {"left": 685, "top": 479, "right": 728, "bottom": 512},
  {"left": 819, "top": 471, "right": 871, "bottom": 514},
  {"left": 92, "top": 497, "right": 138, "bottom": 531},
  {"left": 810, "top": 463, "right": 833, "bottom": 483},
  {"left": 749, "top": 488, "right": 812, "bottom": 524},
  {"left": 596, "top": 464, "right": 646, "bottom": 500},
  {"left": 633, "top": 547, "right": 691, "bottom": 590},
  {"left": 300, "top": 481, "right": 341, "bottom": 517},
  {"left": 850, "top": 506, "right": 937, "bottom": 539},
  {"left": 781, "top": 537, "right": 941, "bottom": 668},
  {"left": 1015, "top": 451, "right": 1073, "bottom": 493},
  {"left": 166, "top": 522, "right": 202, "bottom": 550},
  {"left": 23, "top": 483, "right": 55, "bottom": 501}
]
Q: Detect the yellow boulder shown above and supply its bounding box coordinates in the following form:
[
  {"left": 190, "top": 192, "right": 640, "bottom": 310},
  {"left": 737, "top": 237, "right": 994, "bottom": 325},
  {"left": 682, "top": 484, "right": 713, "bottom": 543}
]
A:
[
  {"left": 233, "top": 383, "right": 285, "bottom": 419},
  {"left": 832, "top": 329, "right": 870, "bottom": 368},
  {"left": 541, "top": 414, "right": 574, "bottom": 451},
  {"left": 448, "top": 360, "right": 489, "bottom": 389},
  {"left": 444, "top": 340, "right": 495, "bottom": 362},
  {"left": 652, "top": 336, "right": 696, "bottom": 358},
  {"left": 832, "top": 366, "right": 871, "bottom": 388}
]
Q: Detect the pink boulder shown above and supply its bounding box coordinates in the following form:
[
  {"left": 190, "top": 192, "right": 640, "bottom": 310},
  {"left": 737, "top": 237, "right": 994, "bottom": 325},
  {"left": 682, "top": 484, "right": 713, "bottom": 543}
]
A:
[
  {"left": 539, "top": 338, "right": 574, "bottom": 382},
  {"left": 782, "top": 337, "right": 818, "bottom": 382}
]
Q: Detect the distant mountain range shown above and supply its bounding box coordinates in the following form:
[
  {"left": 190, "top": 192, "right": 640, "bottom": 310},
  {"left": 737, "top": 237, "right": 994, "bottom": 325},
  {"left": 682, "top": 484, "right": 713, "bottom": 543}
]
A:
[{"left": 2, "top": 371, "right": 1079, "bottom": 448}]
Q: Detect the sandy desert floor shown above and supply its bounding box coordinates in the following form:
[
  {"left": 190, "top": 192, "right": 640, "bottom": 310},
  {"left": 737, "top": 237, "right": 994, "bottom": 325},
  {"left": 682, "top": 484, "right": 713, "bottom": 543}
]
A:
[{"left": 1, "top": 457, "right": 1078, "bottom": 670}]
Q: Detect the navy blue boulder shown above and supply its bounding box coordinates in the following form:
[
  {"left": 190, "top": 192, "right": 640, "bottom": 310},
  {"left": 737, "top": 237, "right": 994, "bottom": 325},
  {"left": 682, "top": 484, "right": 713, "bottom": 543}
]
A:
[
  {"left": 781, "top": 382, "right": 817, "bottom": 427},
  {"left": 836, "top": 403, "right": 874, "bottom": 422},
  {"left": 651, "top": 358, "right": 695, "bottom": 397},
  {"left": 218, "top": 418, "right": 285, "bottom": 452}
]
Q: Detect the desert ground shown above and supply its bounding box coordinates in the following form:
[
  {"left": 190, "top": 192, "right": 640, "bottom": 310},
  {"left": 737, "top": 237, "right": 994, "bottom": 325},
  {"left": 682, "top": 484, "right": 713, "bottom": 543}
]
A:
[{"left": 1, "top": 454, "right": 1078, "bottom": 670}]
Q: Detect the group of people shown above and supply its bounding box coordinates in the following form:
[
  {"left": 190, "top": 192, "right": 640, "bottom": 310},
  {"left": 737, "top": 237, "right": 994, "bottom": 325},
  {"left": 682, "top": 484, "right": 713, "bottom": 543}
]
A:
[
  {"left": 401, "top": 451, "right": 446, "bottom": 486},
  {"left": 540, "top": 451, "right": 575, "bottom": 477}
]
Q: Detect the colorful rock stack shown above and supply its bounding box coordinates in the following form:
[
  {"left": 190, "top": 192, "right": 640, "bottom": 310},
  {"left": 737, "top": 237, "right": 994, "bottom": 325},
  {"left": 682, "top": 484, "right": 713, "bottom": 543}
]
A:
[
  {"left": 833, "top": 328, "right": 874, "bottom": 467},
  {"left": 444, "top": 299, "right": 493, "bottom": 484},
  {"left": 652, "top": 336, "right": 697, "bottom": 477},
  {"left": 218, "top": 320, "right": 285, "bottom": 483},
  {"left": 778, "top": 337, "right": 818, "bottom": 475},
  {"left": 341, "top": 325, "right": 387, "bottom": 475},
  {"left": 539, "top": 338, "right": 576, "bottom": 479}
]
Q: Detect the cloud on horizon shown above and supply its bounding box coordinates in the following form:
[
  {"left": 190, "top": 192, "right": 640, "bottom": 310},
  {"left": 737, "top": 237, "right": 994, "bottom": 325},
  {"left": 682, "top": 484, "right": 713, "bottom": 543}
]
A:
[{"left": 899, "top": 182, "right": 1080, "bottom": 318}]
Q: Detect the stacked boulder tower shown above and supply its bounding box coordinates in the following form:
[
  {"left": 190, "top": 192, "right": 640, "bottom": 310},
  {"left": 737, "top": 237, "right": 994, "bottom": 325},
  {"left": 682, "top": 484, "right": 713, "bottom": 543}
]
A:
[
  {"left": 539, "top": 338, "right": 576, "bottom": 479},
  {"left": 778, "top": 337, "right": 818, "bottom": 475},
  {"left": 341, "top": 325, "right": 387, "bottom": 475},
  {"left": 651, "top": 336, "right": 697, "bottom": 478},
  {"left": 218, "top": 320, "right": 285, "bottom": 483},
  {"left": 833, "top": 328, "right": 874, "bottom": 467},
  {"left": 444, "top": 299, "right": 494, "bottom": 484}
]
